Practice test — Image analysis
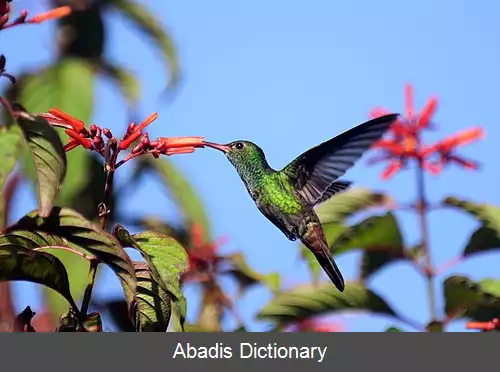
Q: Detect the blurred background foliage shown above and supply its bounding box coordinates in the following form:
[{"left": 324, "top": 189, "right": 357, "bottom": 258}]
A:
[{"left": 1, "top": 0, "right": 500, "bottom": 332}]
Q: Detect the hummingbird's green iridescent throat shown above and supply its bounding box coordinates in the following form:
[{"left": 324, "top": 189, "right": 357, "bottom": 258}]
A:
[{"left": 203, "top": 113, "right": 399, "bottom": 292}]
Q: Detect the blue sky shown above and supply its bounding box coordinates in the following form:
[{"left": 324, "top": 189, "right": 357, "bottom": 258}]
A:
[{"left": 2, "top": 0, "right": 500, "bottom": 332}]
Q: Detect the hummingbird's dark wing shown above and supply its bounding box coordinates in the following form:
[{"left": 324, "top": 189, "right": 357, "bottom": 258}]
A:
[
  {"left": 282, "top": 114, "right": 398, "bottom": 206},
  {"left": 314, "top": 180, "right": 352, "bottom": 205}
]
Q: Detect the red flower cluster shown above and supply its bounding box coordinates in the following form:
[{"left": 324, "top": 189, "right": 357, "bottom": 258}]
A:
[
  {"left": 287, "top": 318, "right": 343, "bottom": 333},
  {"left": 368, "top": 84, "right": 484, "bottom": 180},
  {"left": 40, "top": 108, "right": 205, "bottom": 168},
  {"left": 466, "top": 318, "right": 500, "bottom": 332},
  {"left": 0, "top": 1, "right": 71, "bottom": 30},
  {"left": 182, "top": 224, "right": 229, "bottom": 283}
]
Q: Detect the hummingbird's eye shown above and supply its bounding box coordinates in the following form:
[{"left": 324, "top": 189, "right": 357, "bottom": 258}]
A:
[{"left": 234, "top": 142, "right": 244, "bottom": 150}]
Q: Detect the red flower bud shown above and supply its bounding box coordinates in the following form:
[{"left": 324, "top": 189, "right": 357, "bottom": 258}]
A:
[
  {"left": 118, "top": 130, "right": 142, "bottom": 150},
  {"left": 135, "top": 112, "right": 158, "bottom": 133},
  {"left": 89, "top": 124, "right": 97, "bottom": 138},
  {"left": 126, "top": 122, "right": 136, "bottom": 135},
  {"left": 132, "top": 144, "right": 144, "bottom": 154},
  {"left": 103, "top": 128, "right": 112, "bottom": 139}
]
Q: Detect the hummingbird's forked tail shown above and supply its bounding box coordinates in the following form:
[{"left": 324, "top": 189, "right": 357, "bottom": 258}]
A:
[{"left": 301, "top": 224, "right": 345, "bottom": 292}]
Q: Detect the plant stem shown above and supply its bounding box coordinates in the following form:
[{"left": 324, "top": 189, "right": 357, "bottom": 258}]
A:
[
  {"left": 415, "top": 159, "right": 437, "bottom": 321},
  {"left": 80, "top": 140, "right": 119, "bottom": 316},
  {"left": 80, "top": 259, "right": 98, "bottom": 315}
]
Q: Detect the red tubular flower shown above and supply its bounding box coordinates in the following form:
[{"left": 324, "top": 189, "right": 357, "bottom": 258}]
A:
[
  {"left": 422, "top": 127, "right": 484, "bottom": 172},
  {"left": 64, "top": 129, "right": 92, "bottom": 150},
  {"left": 466, "top": 318, "right": 499, "bottom": 332},
  {"left": 368, "top": 84, "right": 484, "bottom": 180},
  {"left": 26, "top": 6, "right": 71, "bottom": 24},
  {"left": 154, "top": 136, "right": 205, "bottom": 156},
  {"left": 47, "top": 108, "right": 87, "bottom": 134},
  {"left": 0, "top": 5, "right": 71, "bottom": 30}
]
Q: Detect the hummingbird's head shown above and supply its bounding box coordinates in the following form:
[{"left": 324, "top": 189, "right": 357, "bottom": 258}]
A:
[{"left": 203, "top": 140, "right": 268, "bottom": 172}]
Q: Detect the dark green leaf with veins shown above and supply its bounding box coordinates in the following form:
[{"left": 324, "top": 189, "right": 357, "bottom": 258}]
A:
[
  {"left": 258, "top": 282, "right": 399, "bottom": 324},
  {"left": 14, "top": 108, "right": 67, "bottom": 217},
  {"left": 133, "top": 261, "right": 171, "bottom": 332},
  {"left": 6, "top": 207, "right": 136, "bottom": 309},
  {"left": 0, "top": 232, "right": 77, "bottom": 312}
]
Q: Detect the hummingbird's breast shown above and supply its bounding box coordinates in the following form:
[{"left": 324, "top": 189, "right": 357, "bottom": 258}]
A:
[{"left": 257, "top": 173, "right": 304, "bottom": 215}]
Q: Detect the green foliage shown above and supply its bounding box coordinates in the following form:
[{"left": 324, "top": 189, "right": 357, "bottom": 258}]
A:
[
  {"left": 444, "top": 196, "right": 500, "bottom": 257},
  {"left": 385, "top": 326, "right": 404, "bottom": 332},
  {"left": 133, "top": 262, "right": 172, "bottom": 332},
  {"left": 258, "top": 282, "right": 398, "bottom": 324},
  {"left": 115, "top": 227, "right": 189, "bottom": 331},
  {"left": 1, "top": 1, "right": 500, "bottom": 334},
  {"left": 0, "top": 233, "right": 77, "bottom": 312},
  {"left": 8, "top": 58, "right": 96, "bottom": 319},
  {"left": 104, "top": 0, "right": 181, "bottom": 90},
  {"left": 15, "top": 110, "right": 67, "bottom": 217},
  {"left": 6, "top": 208, "right": 137, "bottom": 308},
  {"left": 444, "top": 276, "right": 500, "bottom": 322},
  {"left": 0, "top": 123, "right": 21, "bottom": 227}
]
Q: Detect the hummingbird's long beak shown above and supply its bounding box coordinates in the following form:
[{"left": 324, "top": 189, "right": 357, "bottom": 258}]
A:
[{"left": 203, "top": 141, "right": 231, "bottom": 154}]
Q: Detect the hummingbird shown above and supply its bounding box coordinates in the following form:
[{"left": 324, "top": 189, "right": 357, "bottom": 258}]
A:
[{"left": 203, "top": 114, "right": 399, "bottom": 291}]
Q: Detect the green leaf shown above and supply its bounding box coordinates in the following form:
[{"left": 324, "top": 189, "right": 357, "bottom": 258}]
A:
[
  {"left": 443, "top": 276, "right": 500, "bottom": 320},
  {"left": 223, "top": 253, "right": 264, "bottom": 293},
  {"left": 0, "top": 233, "right": 77, "bottom": 312},
  {"left": 135, "top": 157, "right": 211, "bottom": 241},
  {"left": 331, "top": 213, "right": 406, "bottom": 279},
  {"left": 385, "top": 326, "right": 404, "bottom": 332},
  {"left": 0, "top": 124, "right": 22, "bottom": 227},
  {"left": 14, "top": 109, "right": 67, "bottom": 218},
  {"left": 14, "top": 58, "right": 94, "bottom": 204},
  {"left": 128, "top": 231, "right": 189, "bottom": 329},
  {"left": 131, "top": 217, "right": 190, "bottom": 247},
  {"left": 6, "top": 207, "right": 137, "bottom": 308},
  {"left": 133, "top": 261, "right": 171, "bottom": 332},
  {"left": 97, "top": 60, "right": 141, "bottom": 105},
  {"left": 316, "top": 188, "right": 394, "bottom": 224},
  {"left": 106, "top": 0, "right": 180, "bottom": 90},
  {"left": 426, "top": 320, "right": 444, "bottom": 332},
  {"left": 444, "top": 196, "right": 500, "bottom": 231},
  {"left": 264, "top": 272, "right": 281, "bottom": 293},
  {"left": 258, "top": 282, "right": 398, "bottom": 324},
  {"left": 182, "top": 323, "right": 214, "bottom": 332},
  {"left": 463, "top": 227, "right": 500, "bottom": 257},
  {"left": 444, "top": 196, "right": 500, "bottom": 257}
]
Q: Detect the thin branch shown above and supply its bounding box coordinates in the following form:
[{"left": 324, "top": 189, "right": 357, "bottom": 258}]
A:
[
  {"left": 80, "top": 139, "right": 119, "bottom": 316},
  {"left": 415, "top": 158, "right": 437, "bottom": 321},
  {"left": 433, "top": 255, "right": 464, "bottom": 276}
]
